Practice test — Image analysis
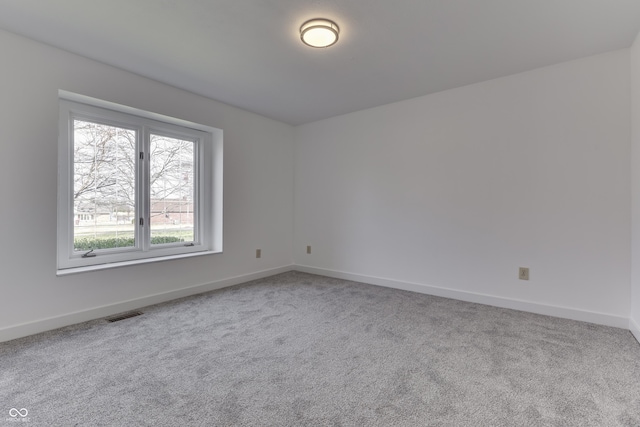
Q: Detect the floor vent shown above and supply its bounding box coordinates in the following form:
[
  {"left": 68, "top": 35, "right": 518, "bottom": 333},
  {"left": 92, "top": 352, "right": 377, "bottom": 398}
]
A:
[{"left": 106, "top": 311, "right": 143, "bottom": 323}]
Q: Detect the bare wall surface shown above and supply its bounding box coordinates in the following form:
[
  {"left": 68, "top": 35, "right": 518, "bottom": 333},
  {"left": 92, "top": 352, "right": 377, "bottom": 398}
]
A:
[
  {"left": 631, "top": 31, "right": 640, "bottom": 339},
  {"left": 0, "top": 29, "right": 294, "bottom": 340},
  {"left": 294, "top": 50, "right": 631, "bottom": 323}
]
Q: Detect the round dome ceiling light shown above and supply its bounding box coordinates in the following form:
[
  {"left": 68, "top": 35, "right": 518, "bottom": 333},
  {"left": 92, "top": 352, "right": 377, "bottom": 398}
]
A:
[{"left": 300, "top": 18, "right": 340, "bottom": 48}]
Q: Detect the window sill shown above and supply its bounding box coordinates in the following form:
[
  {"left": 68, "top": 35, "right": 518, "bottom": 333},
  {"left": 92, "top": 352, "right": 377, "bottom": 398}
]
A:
[{"left": 56, "top": 250, "right": 220, "bottom": 276}]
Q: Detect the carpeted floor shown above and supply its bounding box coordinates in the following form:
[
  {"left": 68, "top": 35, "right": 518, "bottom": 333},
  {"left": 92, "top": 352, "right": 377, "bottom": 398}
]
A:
[{"left": 2, "top": 271, "right": 640, "bottom": 426}]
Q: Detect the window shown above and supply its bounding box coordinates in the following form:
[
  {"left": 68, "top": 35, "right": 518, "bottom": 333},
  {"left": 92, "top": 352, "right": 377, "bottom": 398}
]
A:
[{"left": 57, "top": 91, "right": 222, "bottom": 273}]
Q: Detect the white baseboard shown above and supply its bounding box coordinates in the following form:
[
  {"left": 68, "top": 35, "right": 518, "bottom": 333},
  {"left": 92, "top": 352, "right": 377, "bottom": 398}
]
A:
[
  {"left": 1, "top": 264, "right": 631, "bottom": 343},
  {"left": 0, "top": 265, "right": 294, "bottom": 343},
  {"left": 294, "top": 265, "right": 629, "bottom": 329},
  {"left": 630, "top": 318, "right": 640, "bottom": 344}
]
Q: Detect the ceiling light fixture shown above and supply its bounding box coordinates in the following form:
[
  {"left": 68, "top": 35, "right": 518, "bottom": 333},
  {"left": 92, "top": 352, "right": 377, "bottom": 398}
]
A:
[{"left": 300, "top": 18, "right": 340, "bottom": 48}]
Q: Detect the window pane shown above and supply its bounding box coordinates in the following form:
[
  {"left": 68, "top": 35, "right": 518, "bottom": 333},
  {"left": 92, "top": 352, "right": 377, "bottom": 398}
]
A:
[
  {"left": 73, "top": 120, "right": 136, "bottom": 251},
  {"left": 150, "top": 134, "right": 195, "bottom": 245}
]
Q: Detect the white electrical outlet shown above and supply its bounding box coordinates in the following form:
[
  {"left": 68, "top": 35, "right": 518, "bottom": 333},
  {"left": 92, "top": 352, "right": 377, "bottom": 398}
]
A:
[
  {"left": 519, "top": 267, "right": 529, "bottom": 280},
  {"left": 306, "top": 245, "right": 311, "bottom": 254},
  {"left": 256, "top": 249, "right": 261, "bottom": 258}
]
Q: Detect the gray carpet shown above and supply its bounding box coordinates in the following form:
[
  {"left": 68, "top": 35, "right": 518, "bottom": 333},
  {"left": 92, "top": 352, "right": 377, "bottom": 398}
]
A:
[{"left": 2, "top": 271, "right": 640, "bottom": 426}]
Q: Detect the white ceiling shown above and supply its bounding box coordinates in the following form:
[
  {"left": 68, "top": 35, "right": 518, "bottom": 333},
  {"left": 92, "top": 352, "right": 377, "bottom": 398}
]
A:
[{"left": 1, "top": 0, "right": 640, "bottom": 125}]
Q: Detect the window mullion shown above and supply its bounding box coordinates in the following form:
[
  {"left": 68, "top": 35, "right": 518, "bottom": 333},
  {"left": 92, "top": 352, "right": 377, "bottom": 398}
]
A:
[
  {"left": 194, "top": 139, "right": 202, "bottom": 245},
  {"left": 138, "top": 127, "right": 150, "bottom": 251}
]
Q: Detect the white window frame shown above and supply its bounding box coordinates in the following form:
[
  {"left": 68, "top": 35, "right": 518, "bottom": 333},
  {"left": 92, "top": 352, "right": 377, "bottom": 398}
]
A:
[{"left": 57, "top": 91, "right": 222, "bottom": 274}]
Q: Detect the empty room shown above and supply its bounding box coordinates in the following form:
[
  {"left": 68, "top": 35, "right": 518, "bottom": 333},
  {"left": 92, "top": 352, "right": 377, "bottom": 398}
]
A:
[{"left": 2, "top": 1, "right": 640, "bottom": 425}]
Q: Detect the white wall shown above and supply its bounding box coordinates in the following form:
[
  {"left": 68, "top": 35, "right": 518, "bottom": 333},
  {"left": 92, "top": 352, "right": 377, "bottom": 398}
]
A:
[
  {"left": 631, "top": 31, "right": 640, "bottom": 341},
  {"left": 295, "top": 50, "right": 631, "bottom": 327},
  {"left": 0, "top": 29, "right": 294, "bottom": 341}
]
